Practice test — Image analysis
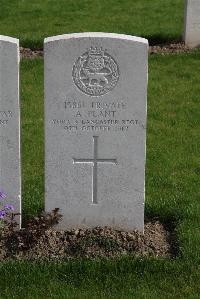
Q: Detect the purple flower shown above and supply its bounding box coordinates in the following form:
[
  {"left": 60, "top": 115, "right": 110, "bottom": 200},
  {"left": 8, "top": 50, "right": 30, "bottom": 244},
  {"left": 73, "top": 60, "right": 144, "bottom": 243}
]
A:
[
  {"left": 0, "top": 189, "right": 6, "bottom": 200},
  {"left": 4, "top": 204, "right": 14, "bottom": 211},
  {"left": 0, "top": 210, "right": 6, "bottom": 219}
]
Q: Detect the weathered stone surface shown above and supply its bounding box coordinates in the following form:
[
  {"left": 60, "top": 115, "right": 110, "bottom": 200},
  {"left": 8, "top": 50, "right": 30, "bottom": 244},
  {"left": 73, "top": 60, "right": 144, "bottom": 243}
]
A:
[
  {"left": 184, "top": 0, "right": 200, "bottom": 48},
  {"left": 0, "top": 36, "right": 21, "bottom": 226},
  {"left": 44, "top": 33, "right": 148, "bottom": 231}
]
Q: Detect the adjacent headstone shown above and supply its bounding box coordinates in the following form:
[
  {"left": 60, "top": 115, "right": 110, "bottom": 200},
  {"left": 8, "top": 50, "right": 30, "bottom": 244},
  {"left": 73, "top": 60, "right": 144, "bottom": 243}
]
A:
[
  {"left": 184, "top": 0, "right": 200, "bottom": 48},
  {"left": 44, "top": 33, "right": 148, "bottom": 232},
  {"left": 0, "top": 36, "right": 21, "bottom": 226}
]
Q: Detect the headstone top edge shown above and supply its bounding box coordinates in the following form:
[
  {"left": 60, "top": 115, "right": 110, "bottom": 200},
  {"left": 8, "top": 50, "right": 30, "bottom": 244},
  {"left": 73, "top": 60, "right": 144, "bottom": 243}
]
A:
[
  {"left": 0, "top": 35, "right": 19, "bottom": 45},
  {"left": 44, "top": 32, "right": 148, "bottom": 46}
]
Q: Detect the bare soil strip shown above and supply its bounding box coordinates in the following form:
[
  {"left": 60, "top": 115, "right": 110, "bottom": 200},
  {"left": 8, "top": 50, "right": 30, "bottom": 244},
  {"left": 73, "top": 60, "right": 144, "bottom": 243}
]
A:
[
  {"left": 0, "top": 211, "right": 174, "bottom": 261},
  {"left": 20, "top": 43, "right": 199, "bottom": 59}
]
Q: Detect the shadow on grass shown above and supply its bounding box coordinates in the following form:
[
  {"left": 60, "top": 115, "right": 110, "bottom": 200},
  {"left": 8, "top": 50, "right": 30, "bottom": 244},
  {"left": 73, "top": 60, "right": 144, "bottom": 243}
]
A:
[{"left": 145, "top": 34, "right": 182, "bottom": 46}]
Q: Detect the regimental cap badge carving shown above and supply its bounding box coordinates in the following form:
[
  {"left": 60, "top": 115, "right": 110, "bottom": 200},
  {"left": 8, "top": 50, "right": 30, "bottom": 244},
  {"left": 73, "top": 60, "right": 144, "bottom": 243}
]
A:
[{"left": 72, "top": 47, "right": 119, "bottom": 96}]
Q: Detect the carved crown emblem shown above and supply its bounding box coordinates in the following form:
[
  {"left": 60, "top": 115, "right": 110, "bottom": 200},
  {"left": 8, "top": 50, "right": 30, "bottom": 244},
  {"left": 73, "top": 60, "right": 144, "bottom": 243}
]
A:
[{"left": 88, "top": 47, "right": 104, "bottom": 57}]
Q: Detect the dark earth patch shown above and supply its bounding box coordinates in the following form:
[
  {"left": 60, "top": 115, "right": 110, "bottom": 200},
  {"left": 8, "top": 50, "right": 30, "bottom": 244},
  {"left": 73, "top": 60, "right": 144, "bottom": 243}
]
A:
[
  {"left": 20, "top": 47, "right": 43, "bottom": 59},
  {"left": 0, "top": 210, "right": 176, "bottom": 261},
  {"left": 149, "top": 42, "right": 198, "bottom": 54}
]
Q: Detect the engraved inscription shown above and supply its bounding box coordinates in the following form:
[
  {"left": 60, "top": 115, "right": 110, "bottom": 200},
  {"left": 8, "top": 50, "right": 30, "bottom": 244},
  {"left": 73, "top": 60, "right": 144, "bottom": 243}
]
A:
[
  {"left": 0, "top": 111, "right": 13, "bottom": 126},
  {"left": 192, "top": 23, "right": 200, "bottom": 29},
  {"left": 73, "top": 136, "right": 117, "bottom": 204},
  {"left": 51, "top": 99, "right": 141, "bottom": 132},
  {"left": 72, "top": 47, "right": 119, "bottom": 96}
]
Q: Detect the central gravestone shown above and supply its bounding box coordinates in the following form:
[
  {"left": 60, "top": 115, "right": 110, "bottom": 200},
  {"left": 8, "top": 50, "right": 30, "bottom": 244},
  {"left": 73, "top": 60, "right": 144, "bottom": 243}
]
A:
[{"left": 44, "top": 33, "right": 148, "bottom": 231}]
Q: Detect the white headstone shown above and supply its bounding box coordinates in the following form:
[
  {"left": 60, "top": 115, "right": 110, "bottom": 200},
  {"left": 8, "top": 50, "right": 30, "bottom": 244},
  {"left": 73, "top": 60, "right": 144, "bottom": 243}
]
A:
[
  {"left": 0, "top": 36, "right": 21, "bottom": 226},
  {"left": 184, "top": 0, "right": 200, "bottom": 48},
  {"left": 44, "top": 33, "right": 148, "bottom": 232}
]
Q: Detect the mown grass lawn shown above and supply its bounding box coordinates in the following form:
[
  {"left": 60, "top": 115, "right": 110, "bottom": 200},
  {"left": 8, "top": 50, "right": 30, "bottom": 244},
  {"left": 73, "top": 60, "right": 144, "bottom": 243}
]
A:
[
  {"left": 0, "top": 52, "right": 199, "bottom": 298},
  {"left": 0, "top": 0, "right": 184, "bottom": 49}
]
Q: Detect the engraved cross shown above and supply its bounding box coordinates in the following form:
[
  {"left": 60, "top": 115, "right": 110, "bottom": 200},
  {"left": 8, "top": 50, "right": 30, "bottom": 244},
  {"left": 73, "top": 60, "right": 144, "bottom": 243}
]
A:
[{"left": 73, "top": 136, "right": 117, "bottom": 204}]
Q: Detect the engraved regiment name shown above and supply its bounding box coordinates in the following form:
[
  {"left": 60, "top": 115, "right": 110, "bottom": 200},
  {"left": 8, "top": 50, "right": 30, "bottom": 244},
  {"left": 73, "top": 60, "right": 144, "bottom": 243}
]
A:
[{"left": 72, "top": 47, "right": 119, "bottom": 96}]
